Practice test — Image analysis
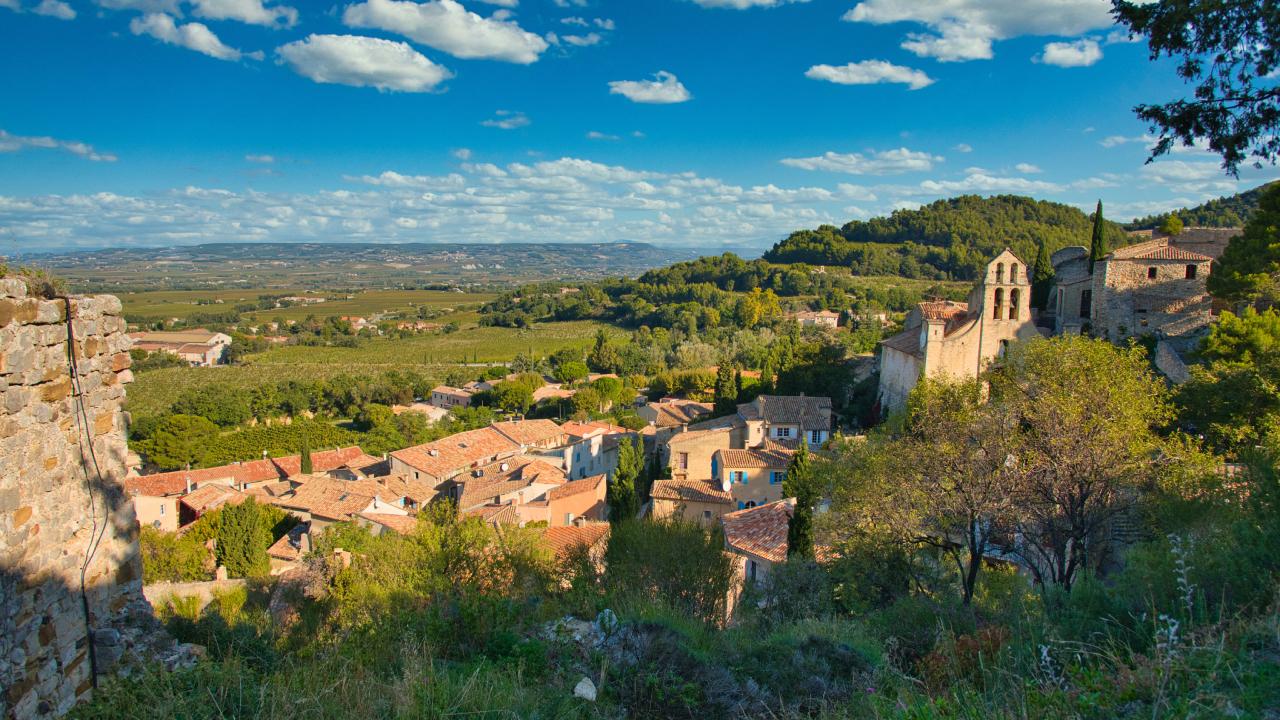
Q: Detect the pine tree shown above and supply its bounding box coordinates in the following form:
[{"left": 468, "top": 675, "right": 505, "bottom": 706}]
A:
[
  {"left": 782, "top": 443, "right": 815, "bottom": 559},
  {"left": 1089, "top": 200, "right": 1108, "bottom": 272},
  {"left": 300, "top": 433, "right": 312, "bottom": 475},
  {"left": 714, "top": 364, "right": 738, "bottom": 415},
  {"left": 1031, "top": 237, "right": 1055, "bottom": 310}
]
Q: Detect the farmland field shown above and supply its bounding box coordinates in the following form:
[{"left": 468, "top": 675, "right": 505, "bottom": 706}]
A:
[
  {"left": 118, "top": 288, "right": 495, "bottom": 323},
  {"left": 126, "top": 320, "right": 618, "bottom": 417}
]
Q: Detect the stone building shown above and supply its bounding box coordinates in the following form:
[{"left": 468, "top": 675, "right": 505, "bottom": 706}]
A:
[
  {"left": 1, "top": 278, "right": 173, "bottom": 719},
  {"left": 878, "top": 249, "right": 1042, "bottom": 414},
  {"left": 1047, "top": 227, "right": 1239, "bottom": 353}
]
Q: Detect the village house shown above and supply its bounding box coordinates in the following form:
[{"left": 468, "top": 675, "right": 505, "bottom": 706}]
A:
[
  {"left": 737, "top": 394, "right": 832, "bottom": 449},
  {"left": 713, "top": 442, "right": 795, "bottom": 510},
  {"left": 878, "top": 249, "right": 1042, "bottom": 414},
  {"left": 491, "top": 419, "right": 566, "bottom": 450},
  {"left": 549, "top": 420, "right": 631, "bottom": 480},
  {"left": 1047, "top": 228, "right": 1238, "bottom": 353},
  {"left": 540, "top": 521, "right": 611, "bottom": 580},
  {"left": 649, "top": 478, "right": 735, "bottom": 525},
  {"left": 664, "top": 426, "right": 736, "bottom": 481},
  {"left": 429, "top": 385, "right": 474, "bottom": 409},
  {"left": 520, "top": 474, "right": 609, "bottom": 526},
  {"left": 177, "top": 484, "right": 249, "bottom": 526},
  {"left": 273, "top": 476, "right": 409, "bottom": 532},
  {"left": 128, "top": 328, "right": 232, "bottom": 367},
  {"left": 791, "top": 309, "right": 841, "bottom": 329},
  {"left": 721, "top": 499, "right": 796, "bottom": 585},
  {"left": 637, "top": 398, "right": 714, "bottom": 428}
]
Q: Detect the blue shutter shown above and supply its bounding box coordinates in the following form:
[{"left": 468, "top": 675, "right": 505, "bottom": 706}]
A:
[{"left": 738, "top": 501, "right": 745, "bottom": 510}]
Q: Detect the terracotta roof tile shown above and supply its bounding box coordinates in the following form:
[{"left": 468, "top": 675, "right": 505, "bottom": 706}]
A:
[
  {"left": 179, "top": 484, "right": 249, "bottom": 515},
  {"left": 742, "top": 395, "right": 833, "bottom": 429},
  {"left": 717, "top": 444, "right": 794, "bottom": 469},
  {"left": 391, "top": 427, "right": 521, "bottom": 480},
  {"left": 491, "top": 419, "right": 566, "bottom": 447},
  {"left": 546, "top": 473, "right": 605, "bottom": 502},
  {"left": 357, "top": 512, "right": 420, "bottom": 535},
  {"left": 454, "top": 456, "right": 568, "bottom": 511},
  {"left": 1130, "top": 245, "right": 1214, "bottom": 261},
  {"left": 540, "top": 523, "right": 610, "bottom": 559},
  {"left": 464, "top": 503, "right": 520, "bottom": 526},
  {"left": 646, "top": 400, "right": 713, "bottom": 427},
  {"left": 650, "top": 478, "right": 733, "bottom": 504},
  {"left": 266, "top": 522, "right": 309, "bottom": 561},
  {"left": 722, "top": 499, "right": 794, "bottom": 564}
]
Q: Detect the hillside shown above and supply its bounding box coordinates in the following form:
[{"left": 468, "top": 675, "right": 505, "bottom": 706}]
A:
[
  {"left": 1127, "top": 181, "right": 1277, "bottom": 229},
  {"left": 764, "top": 195, "right": 1130, "bottom": 281}
]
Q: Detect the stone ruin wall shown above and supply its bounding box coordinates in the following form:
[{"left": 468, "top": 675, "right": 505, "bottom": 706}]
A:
[{"left": 0, "top": 277, "right": 161, "bottom": 719}]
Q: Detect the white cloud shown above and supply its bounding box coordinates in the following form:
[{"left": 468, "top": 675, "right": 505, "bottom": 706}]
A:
[
  {"left": 342, "top": 0, "right": 548, "bottom": 64},
  {"left": 245, "top": 154, "right": 275, "bottom": 163},
  {"left": 1014, "top": 162, "right": 1042, "bottom": 174},
  {"left": 1100, "top": 133, "right": 1153, "bottom": 148},
  {"left": 843, "top": 0, "right": 1115, "bottom": 62},
  {"left": 561, "top": 32, "right": 602, "bottom": 46},
  {"left": 0, "top": 129, "right": 117, "bottom": 162},
  {"left": 804, "top": 59, "right": 934, "bottom": 89},
  {"left": 452, "top": 148, "right": 472, "bottom": 160},
  {"left": 954, "top": 143, "right": 973, "bottom": 153},
  {"left": 587, "top": 131, "right": 620, "bottom": 141},
  {"left": 33, "top": 0, "right": 75, "bottom": 19},
  {"left": 130, "top": 13, "right": 259, "bottom": 61},
  {"left": 92, "top": 0, "right": 181, "bottom": 12},
  {"left": 276, "top": 34, "right": 453, "bottom": 92},
  {"left": 1036, "top": 38, "right": 1102, "bottom": 67},
  {"left": 481, "top": 110, "right": 530, "bottom": 129},
  {"left": 608, "top": 71, "right": 692, "bottom": 104},
  {"left": 1140, "top": 160, "right": 1223, "bottom": 184},
  {"left": 190, "top": 0, "right": 298, "bottom": 28},
  {"left": 780, "top": 147, "right": 941, "bottom": 175},
  {"left": 918, "top": 172, "right": 1063, "bottom": 194},
  {"left": 687, "top": 0, "right": 808, "bottom": 7}
]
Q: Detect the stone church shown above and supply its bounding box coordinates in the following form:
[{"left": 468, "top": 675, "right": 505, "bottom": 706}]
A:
[
  {"left": 877, "top": 228, "right": 1240, "bottom": 413},
  {"left": 878, "top": 249, "right": 1042, "bottom": 412}
]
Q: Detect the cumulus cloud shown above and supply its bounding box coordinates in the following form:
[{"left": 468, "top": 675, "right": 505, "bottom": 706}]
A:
[
  {"left": 276, "top": 34, "right": 453, "bottom": 92},
  {"left": 481, "top": 110, "right": 530, "bottom": 129},
  {"left": 918, "top": 172, "right": 1064, "bottom": 194},
  {"left": 2, "top": 0, "right": 76, "bottom": 18},
  {"left": 1036, "top": 38, "right": 1102, "bottom": 67},
  {"left": 245, "top": 154, "right": 275, "bottom": 163},
  {"left": 954, "top": 143, "right": 973, "bottom": 153},
  {"left": 608, "top": 71, "right": 692, "bottom": 104},
  {"left": 342, "top": 0, "right": 548, "bottom": 64},
  {"left": 804, "top": 59, "right": 934, "bottom": 89},
  {"left": 1014, "top": 162, "right": 1042, "bottom": 174},
  {"left": 843, "top": 0, "right": 1115, "bottom": 62},
  {"left": 587, "top": 131, "right": 620, "bottom": 141},
  {"left": 780, "top": 147, "right": 941, "bottom": 175},
  {"left": 190, "top": 0, "right": 298, "bottom": 28},
  {"left": 0, "top": 129, "right": 117, "bottom": 162},
  {"left": 130, "top": 13, "right": 259, "bottom": 61}
]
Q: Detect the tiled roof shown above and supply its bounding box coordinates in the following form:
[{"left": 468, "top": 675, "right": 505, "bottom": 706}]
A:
[
  {"left": 650, "top": 478, "right": 733, "bottom": 504},
  {"left": 267, "top": 522, "right": 309, "bottom": 561},
  {"left": 455, "top": 456, "right": 568, "bottom": 511},
  {"left": 431, "top": 385, "right": 474, "bottom": 398},
  {"left": 123, "top": 459, "right": 283, "bottom": 497},
  {"left": 717, "top": 444, "right": 794, "bottom": 470},
  {"left": 540, "top": 523, "right": 610, "bottom": 559},
  {"left": 546, "top": 474, "right": 605, "bottom": 502},
  {"left": 919, "top": 300, "right": 969, "bottom": 321},
  {"left": 179, "top": 484, "right": 249, "bottom": 515},
  {"left": 646, "top": 400, "right": 713, "bottom": 427},
  {"left": 741, "top": 395, "right": 833, "bottom": 429},
  {"left": 464, "top": 503, "right": 520, "bottom": 526},
  {"left": 667, "top": 427, "right": 733, "bottom": 447},
  {"left": 561, "top": 420, "right": 628, "bottom": 439},
  {"left": 1129, "top": 245, "right": 1214, "bottom": 262},
  {"left": 275, "top": 478, "right": 396, "bottom": 521},
  {"left": 243, "top": 480, "right": 295, "bottom": 499},
  {"left": 491, "top": 419, "right": 566, "bottom": 447},
  {"left": 272, "top": 446, "right": 367, "bottom": 477},
  {"left": 391, "top": 427, "right": 521, "bottom": 479},
  {"left": 358, "top": 512, "right": 420, "bottom": 535},
  {"left": 722, "top": 499, "right": 794, "bottom": 564}
]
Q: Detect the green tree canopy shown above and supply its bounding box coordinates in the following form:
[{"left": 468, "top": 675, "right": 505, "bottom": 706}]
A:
[
  {"left": 138, "top": 414, "right": 220, "bottom": 470},
  {"left": 1207, "top": 182, "right": 1280, "bottom": 308}
]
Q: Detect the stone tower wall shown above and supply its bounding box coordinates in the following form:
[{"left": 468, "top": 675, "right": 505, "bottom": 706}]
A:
[{"left": 0, "top": 277, "right": 156, "bottom": 719}]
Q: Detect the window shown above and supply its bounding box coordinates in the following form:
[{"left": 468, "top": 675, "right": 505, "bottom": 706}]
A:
[
  {"left": 565, "top": 513, "right": 574, "bottom": 525},
  {"left": 748, "top": 560, "right": 758, "bottom": 583},
  {"left": 1185, "top": 265, "right": 1197, "bottom": 279},
  {"left": 995, "top": 262, "right": 1004, "bottom": 284},
  {"left": 1009, "top": 288, "right": 1020, "bottom": 320},
  {"left": 731, "top": 471, "right": 748, "bottom": 484},
  {"left": 1080, "top": 289, "right": 1092, "bottom": 318},
  {"left": 703, "top": 510, "right": 712, "bottom": 521},
  {"left": 738, "top": 501, "right": 745, "bottom": 510},
  {"left": 1147, "top": 267, "right": 1158, "bottom": 279},
  {"left": 1010, "top": 264, "right": 1019, "bottom": 283},
  {"left": 775, "top": 427, "right": 792, "bottom": 438},
  {"left": 770, "top": 471, "right": 784, "bottom": 484},
  {"left": 677, "top": 452, "right": 688, "bottom": 470},
  {"left": 745, "top": 501, "right": 757, "bottom": 509},
  {"left": 810, "top": 430, "right": 822, "bottom": 444},
  {"left": 993, "top": 288, "right": 1005, "bottom": 319},
  {"left": 159, "top": 504, "right": 165, "bottom": 515}
]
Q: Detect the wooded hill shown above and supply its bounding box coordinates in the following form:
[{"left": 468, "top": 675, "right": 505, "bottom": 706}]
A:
[
  {"left": 764, "top": 195, "right": 1130, "bottom": 281},
  {"left": 1127, "top": 180, "right": 1276, "bottom": 230}
]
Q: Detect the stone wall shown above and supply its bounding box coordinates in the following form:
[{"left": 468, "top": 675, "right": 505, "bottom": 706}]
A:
[
  {"left": 0, "top": 277, "right": 162, "bottom": 719},
  {"left": 1093, "top": 257, "right": 1214, "bottom": 350}
]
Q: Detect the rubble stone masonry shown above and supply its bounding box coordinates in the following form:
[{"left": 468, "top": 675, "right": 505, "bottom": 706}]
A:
[{"left": 0, "top": 277, "right": 160, "bottom": 719}]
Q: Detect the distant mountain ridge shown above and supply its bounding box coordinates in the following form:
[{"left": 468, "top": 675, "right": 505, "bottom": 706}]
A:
[
  {"left": 764, "top": 194, "right": 1129, "bottom": 281},
  {"left": 1126, "top": 181, "right": 1276, "bottom": 230},
  {"left": 32, "top": 241, "right": 709, "bottom": 292}
]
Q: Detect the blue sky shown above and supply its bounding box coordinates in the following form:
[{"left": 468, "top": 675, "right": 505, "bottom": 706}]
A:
[{"left": 1, "top": 0, "right": 1276, "bottom": 252}]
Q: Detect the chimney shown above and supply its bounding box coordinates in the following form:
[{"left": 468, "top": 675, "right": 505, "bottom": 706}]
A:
[
  {"left": 573, "top": 516, "right": 586, "bottom": 527},
  {"left": 185, "top": 475, "right": 192, "bottom": 494}
]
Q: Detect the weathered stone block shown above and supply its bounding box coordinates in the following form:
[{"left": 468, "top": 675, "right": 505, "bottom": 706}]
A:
[
  {"left": 38, "top": 377, "right": 72, "bottom": 403},
  {"left": 0, "top": 277, "right": 28, "bottom": 299}
]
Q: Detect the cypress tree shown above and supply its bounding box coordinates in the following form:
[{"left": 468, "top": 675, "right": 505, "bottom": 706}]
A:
[
  {"left": 608, "top": 436, "right": 642, "bottom": 523},
  {"left": 1031, "top": 237, "right": 1055, "bottom": 310},
  {"left": 713, "top": 364, "right": 738, "bottom": 415},
  {"left": 299, "top": 433, "right": 312, "bottom": 475},
  {"left": 782, "top": 443, "right": 815, "bottom": 559},
  {"left": 1089, "top": 200, "right": 1108, "bottom": 272}
]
